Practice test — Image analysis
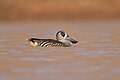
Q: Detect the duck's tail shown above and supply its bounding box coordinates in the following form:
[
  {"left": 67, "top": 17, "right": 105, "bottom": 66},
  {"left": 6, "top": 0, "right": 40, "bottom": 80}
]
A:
[{"left": 26, "top": 38, "right": 32, "bottom": 42}]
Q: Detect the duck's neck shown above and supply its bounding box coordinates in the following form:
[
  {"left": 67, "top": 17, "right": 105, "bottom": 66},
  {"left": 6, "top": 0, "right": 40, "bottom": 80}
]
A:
[{"left": 58, "top": 39, "right": 72, "bottom": 47}]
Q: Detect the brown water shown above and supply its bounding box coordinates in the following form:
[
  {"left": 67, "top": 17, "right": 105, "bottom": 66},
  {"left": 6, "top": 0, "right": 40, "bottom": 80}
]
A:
[{"left": 0, "top": 20, "right": 120, "bottom": 80}]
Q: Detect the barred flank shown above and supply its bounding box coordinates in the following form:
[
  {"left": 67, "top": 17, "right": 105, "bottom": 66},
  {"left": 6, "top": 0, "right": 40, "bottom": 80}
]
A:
[{"left": 27, "top": 38, "right": 64, "bottom": 47}]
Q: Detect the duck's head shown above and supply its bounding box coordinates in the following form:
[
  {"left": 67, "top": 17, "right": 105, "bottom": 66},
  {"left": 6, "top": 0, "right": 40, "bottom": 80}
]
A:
[{"left": 56, "top": 31, "right": 78, "bottom": 45}]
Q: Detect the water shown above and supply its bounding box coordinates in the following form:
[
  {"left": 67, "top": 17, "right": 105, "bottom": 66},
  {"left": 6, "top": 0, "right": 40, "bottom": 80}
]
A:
[{"left": 0, "top": 20, "right": 120, "bottom": 80}]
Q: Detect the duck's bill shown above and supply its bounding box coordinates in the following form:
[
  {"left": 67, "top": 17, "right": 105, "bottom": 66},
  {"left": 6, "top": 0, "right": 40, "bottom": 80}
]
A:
[{"left": 67, "top": 37, "right": 78, "bottom": 44}]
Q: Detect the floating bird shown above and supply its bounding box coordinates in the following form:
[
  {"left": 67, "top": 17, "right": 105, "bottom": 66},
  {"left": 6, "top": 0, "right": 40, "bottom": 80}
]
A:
[{"left": 26, "top": 31, "right": 78, "bottom": 47}]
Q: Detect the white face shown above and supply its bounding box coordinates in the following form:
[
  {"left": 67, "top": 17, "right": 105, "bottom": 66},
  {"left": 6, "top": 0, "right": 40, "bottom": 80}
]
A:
[
  {"left": 56, "top": 31, "right": 78, "bottom": 44},
  {"left": 56, "top": 31, "right": 67, "bottom": 40}
]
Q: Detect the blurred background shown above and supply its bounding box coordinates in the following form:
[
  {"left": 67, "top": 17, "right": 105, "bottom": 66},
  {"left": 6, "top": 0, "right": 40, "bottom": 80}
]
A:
[
  {"left": 0, "top": 0, "right": 120, "bottom": 80},
  {"left": 0, "top": 0, "right": 120, "bottom": 21}
]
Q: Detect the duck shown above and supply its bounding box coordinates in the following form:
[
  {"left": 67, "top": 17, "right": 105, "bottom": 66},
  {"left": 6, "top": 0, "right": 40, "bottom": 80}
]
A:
[{"left": 26, "top": 30, "right": 78, "bottom": 47}]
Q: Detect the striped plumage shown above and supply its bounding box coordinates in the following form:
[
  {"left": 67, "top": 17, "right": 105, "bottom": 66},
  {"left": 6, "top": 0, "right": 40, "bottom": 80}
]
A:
[
  {"left": 26, "top": 38, "right": 64, "bottom": 47},
  {"left": 26, "top": 31, "right": 78, "bottom": 47}
]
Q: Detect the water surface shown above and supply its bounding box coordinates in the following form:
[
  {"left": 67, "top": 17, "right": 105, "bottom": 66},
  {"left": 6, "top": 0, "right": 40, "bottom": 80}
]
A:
[{"left": 0, "top": 20, "right": 120, "bottom": 80}]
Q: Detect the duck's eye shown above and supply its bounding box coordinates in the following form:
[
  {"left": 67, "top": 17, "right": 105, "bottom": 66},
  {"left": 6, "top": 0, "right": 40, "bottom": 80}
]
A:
[
  {"left": 61, "top": 32, "right": 65, "bottom": 37},
  {"left": 67, "top": 35, "right": 69, "bottom": 37}
]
